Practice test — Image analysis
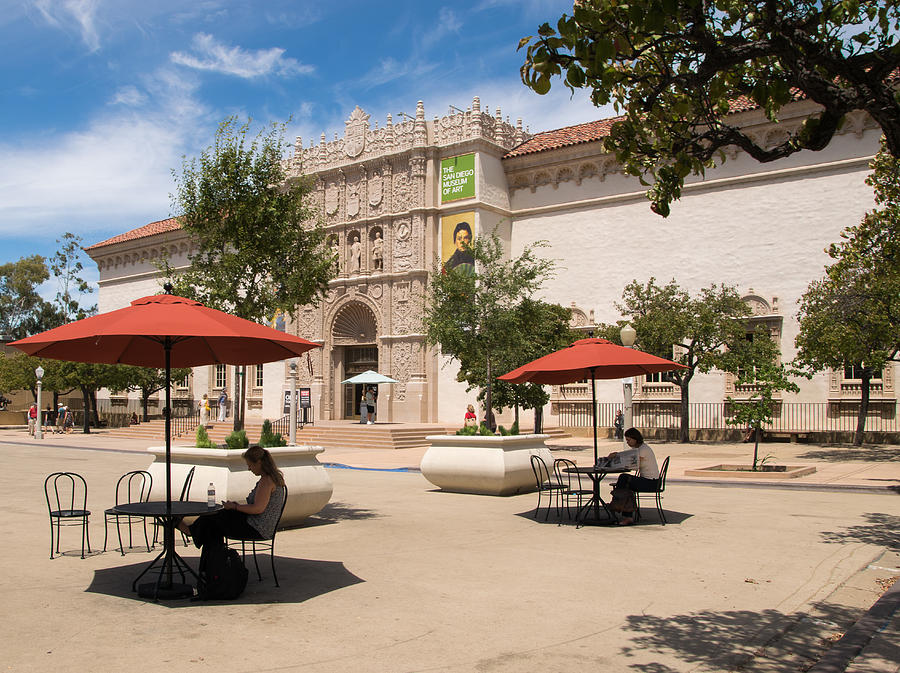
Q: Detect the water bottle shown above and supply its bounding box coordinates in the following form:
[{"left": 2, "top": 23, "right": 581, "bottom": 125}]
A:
[{"left": 207, "top": 482, "right": 216, "bottom": 508}]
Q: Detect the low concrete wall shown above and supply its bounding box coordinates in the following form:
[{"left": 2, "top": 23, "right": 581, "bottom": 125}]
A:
[
  {"left": 146, "top": 445, "right": 333, "bottom": 527},
  {"left": 420, "top": 434, "right": 552, "bottom": 496}
]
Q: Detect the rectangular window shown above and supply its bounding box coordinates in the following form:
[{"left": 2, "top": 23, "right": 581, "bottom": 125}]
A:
[
  {"left": 645, "top": 347, "right": 677, "bottom": 383},
  {"left": 215, "top": 364, "right": 226, "bottom": 389},
  {"left": 255, "top": 365, "right": 264, "bottom": 388},
  {"left": 844, "top": 363, "right": 882, "bottom": 380}
]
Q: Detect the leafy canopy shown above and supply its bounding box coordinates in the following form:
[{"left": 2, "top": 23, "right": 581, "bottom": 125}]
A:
[
  {"left": 423, "top": 234, "right": 557, "bottom": 415},
  {"left": 166, "top": 116, "right": 333, "bottom": 323},
  {"left": 520, "top": 0, "right": 900, "bottom": 216}
]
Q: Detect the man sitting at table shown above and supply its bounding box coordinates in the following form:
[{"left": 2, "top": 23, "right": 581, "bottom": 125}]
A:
[{"left": 604, "top": 427, "right": 660, "bottom": 525}]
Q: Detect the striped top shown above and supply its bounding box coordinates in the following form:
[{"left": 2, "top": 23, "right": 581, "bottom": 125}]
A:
[{"left": 246, "top": 481, "right": 284, "bottom": 539}]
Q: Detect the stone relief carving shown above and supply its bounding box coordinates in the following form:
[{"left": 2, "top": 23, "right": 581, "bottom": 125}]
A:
[
  {"left": 344, "top": 107, "right": 369, "bottom": 158},
  {"left": 346, "top": 178, "right": 361, "bottom": 219},
  {"left": 368, "top": 168, "right": 383, "bottom": 207},
  {"left": 393, "top": 341, "right": 412, "bottom": 384},
  {"left": 394, "top": 219, "right": 412, "bottom": 271},
  {"left": 325, "top": 180, "right": 339, "bottom": 215}
]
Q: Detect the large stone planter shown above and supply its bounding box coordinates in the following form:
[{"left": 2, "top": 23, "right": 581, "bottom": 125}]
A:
[
  {"left": 420, "top": 434, "right": 553, "bottom": 496},
  {"left": 146, "top": 445, "right": 333, "bottom": 527}
]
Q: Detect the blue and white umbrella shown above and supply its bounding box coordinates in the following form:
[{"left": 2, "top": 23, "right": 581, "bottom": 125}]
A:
[{"left": 341, "top": 370, "right": 398, "bottom": 384}]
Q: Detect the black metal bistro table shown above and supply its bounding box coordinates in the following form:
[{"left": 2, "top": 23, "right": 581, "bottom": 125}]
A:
[
  {"left": 564, "top": 465, "right": 631, "bottom": 525},
  {"left": 111, "top": 500, "right": 221, "bottom": 599}
]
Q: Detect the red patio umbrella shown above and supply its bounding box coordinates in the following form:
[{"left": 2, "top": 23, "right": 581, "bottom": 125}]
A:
[
  {"left": 499, "top": 338, "right": 685, "bottom": 464},
  {"left": 11, "top": 291, "right": 320, "bottom": 596}
]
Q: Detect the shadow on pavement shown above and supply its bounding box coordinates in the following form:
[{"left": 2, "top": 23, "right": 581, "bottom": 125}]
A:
[
  {"left": 820, "top": 512, "right": 900, "bottom": 550},
  {"left": 797, "top": 446, "right": 900, "bottom": 462},
  {"left": 307, "top": 501, "right": 383, "bottom": 523},
  {"left": 619, "top": 603, "right": 858, "bottom": 671},
  {"left": 513, "top": 508, "right": 693, "bottom": 526},
  {"left": 85, "top": 557, "right": 364, "bottom": 607}
]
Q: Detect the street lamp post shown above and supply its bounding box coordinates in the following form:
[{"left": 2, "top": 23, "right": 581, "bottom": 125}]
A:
[
  {"left": 620, "top": 324, "right": 636, "bottom": 446},
  {"left": 289, "top": 361, "right": 298, "bottom": 446},
  {"left": 35, "top": 365, "right": 44, "bottom": 440}
]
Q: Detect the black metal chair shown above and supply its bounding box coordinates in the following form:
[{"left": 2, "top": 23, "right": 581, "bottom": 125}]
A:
[
  {"left": 103, "top": 470, "right": 153, "bottom": 555},
  {"left": 153, "top": 466, "right": 195, "bottom": 547},
  {"left": 635, "top": 456, "right": 670, "bottom": 524},
  {"left": 553, "top": 457, "right": 592, "bottom": 519},
  {"left": 226, "top": 485, "right": 288, "bottom": 586},
  {"left": 44, "top": 472, "right": 91, "bottom": 559},
  {"left": 530, "top": 454, "right": 565, "bottom": 521}
]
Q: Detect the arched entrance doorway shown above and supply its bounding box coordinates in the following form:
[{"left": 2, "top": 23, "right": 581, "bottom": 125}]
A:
[{"left": 331, "top": 301, "right": 378, "bottom": 420}]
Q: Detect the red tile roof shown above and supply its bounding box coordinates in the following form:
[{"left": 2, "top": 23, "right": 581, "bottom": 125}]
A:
[
  {"left": 504, "top": 117, "right": 624, "bottom": 158},
  {"left": 86, "top": 217, "right": 181, "bottom": 250}
]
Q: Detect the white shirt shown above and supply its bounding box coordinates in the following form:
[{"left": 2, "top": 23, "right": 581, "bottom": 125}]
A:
[{"left": 618, "top": 443, "right": 659, "bottom": 479}]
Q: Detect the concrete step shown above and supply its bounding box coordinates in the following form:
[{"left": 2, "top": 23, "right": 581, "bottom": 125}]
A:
[{"left": 100, "top": 420, "right": 570, "bottom": 450}]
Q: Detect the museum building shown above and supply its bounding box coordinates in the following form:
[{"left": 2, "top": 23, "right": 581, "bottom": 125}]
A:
[{"left": 86, "top": 95, "right": 892, "bottom": 431}]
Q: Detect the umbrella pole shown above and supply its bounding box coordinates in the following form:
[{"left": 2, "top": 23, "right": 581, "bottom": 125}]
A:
[{"left": 590, "top": 367, "right": 598, "bottom": 466}]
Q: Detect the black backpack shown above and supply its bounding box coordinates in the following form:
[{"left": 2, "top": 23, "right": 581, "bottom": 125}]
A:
[{"left": 196, "top": 543, "right": 248, "bottom": 600}]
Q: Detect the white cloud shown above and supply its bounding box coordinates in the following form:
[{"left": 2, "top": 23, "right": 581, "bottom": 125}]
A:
[
  {"left": 33, "top": 0, "right": 102, "bottom": 51},
  {"left": 170, "top": 33, "right": 314, "bottom": 79},
  {"left": 110, "top": 85, "right": 146, "bottom": 106},
  {"left": 419, "top": 7, "right": 463, "bottom": 50},
  {"left": 0, "top": 68, "right": 209, "bottom": 241}
]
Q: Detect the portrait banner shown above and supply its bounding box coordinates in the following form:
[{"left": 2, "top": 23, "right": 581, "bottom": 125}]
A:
[{"left": 441, "top": 211, "right": 476, "bottom": 276}]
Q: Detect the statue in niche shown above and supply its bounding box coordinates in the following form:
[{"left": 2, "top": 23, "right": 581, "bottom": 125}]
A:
[
  {"left": 329, "top": 237, "right": 339, "bottom": 272},
  {"left": 349, "top": 235, "right": 361, "bottom": 273},
  {"left": 372, "top": 232, "right": 384, "bottom": 270}
]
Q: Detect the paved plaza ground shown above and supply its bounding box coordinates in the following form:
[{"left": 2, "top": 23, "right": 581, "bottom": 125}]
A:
[{"left": 2, "top": 427, "right": 898, "bottom": 672}]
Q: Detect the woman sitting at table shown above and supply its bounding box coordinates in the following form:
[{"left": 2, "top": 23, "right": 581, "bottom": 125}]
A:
[
  {"left": 605, "top": 427, "right": 660, "bottom": 525},
  {"left": 177, "top": 445, "right": 285, "bottom": 550}
]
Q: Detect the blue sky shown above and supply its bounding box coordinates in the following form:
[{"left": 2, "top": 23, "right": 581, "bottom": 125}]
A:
[{"left": 0, "top": 1, "right": 609, "bottom": 299}]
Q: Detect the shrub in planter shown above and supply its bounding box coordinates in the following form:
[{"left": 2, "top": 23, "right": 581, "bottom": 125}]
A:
[
  {"left": 258, "top": 419, "right": 287, "bottom": 448},
  {"left": 195, "top": 425, "right": 216, "bottom": 448},
  {"left": 224, "top": 429, "right": 249, "bottom": 450}
]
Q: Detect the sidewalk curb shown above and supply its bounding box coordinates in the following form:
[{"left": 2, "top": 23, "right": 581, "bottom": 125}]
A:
[{"left": 807, "top": 580, "right": 900, "bottom": 673}]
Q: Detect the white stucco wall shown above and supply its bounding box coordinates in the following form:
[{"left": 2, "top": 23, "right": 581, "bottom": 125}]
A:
[{"left": 507, "top": 126, "right": 884, "bottom": 408}]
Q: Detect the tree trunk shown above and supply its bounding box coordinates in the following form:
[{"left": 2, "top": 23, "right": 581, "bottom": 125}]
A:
[
  {"left": 752, "top": 424, "right": 761, "bottom": 470},
  {"left": 679, "top": 380, "right": 691, "bottom": 443},
  {"left": 142, "top": 391, "right": 150, "bottom": 421},
  {"left": 90, "top": 390, "right": 100, "bottom": 426},
  {"left": 79, "top": 385, "right": 91, "bottom": 434},
  {"left": 854, "top": 371, "right": 872, "bottom": 446},
  {"left": 534, "top": 405, "right": 543, "bottom": 434}
]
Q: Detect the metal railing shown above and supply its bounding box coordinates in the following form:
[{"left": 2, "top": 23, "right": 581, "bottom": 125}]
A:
[
  {"left": 171, "top": 408, "right": 200, "bottom": 438},
  {"left": 555, "top": 401, "right": 900, "bottom": 434},
  {"left": 271, "top": 407, "right": 314, "bottom": 439}
]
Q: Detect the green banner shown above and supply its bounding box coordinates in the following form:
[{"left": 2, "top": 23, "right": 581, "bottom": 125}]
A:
[{"left": 441, "top": 154, "right": 476, "bottom": 202}]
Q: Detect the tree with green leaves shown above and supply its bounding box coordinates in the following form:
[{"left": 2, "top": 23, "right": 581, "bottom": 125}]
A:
[
  {"left": 116, "top": 366, "right": 193, "bottom": 421},
  {"left": 0, "top": 255, "right": 49, "bottom": 339},
  {"left": 617, "top": 278, "right": 754, "bottom": 442},
  {"left": 721, "top": 328, "right": 800, "bottom": 467},
  {"left": 520, "top": 1, "right": 900, "bottom": 216},
  {"left": 49, "top": 232, "right": 96, "bottom": 324},
  {"left": 795, "top": 142, "right": 900, "bottom": 445},
  {"left": 424, "top": 234, "right": 556, "bottom": 428},
  {"left": 456, "top": 299, "right": 578, "bottom": 431},
  {"left": 164, "top": 116, "right": 334, "bottom": 430}
]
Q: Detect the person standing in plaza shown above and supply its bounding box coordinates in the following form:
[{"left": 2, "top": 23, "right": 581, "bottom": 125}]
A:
[
  {"left": 199, "top": 393, "right": 210, "bottom": 428},
  {"left": 465, "top": 404, "right": 477, "bottom": 428},
  {"left": 27, "top": 403, "right": 37, "bottom": 436},
  {"left": 218, "top": 390, "right": 228, "bottom": 423},
  {"left": 365, "top": 386, "right": 376, "bottom": 424},
  {"left": 56, "top": 403, "right": 65, "bottom": 434}
]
